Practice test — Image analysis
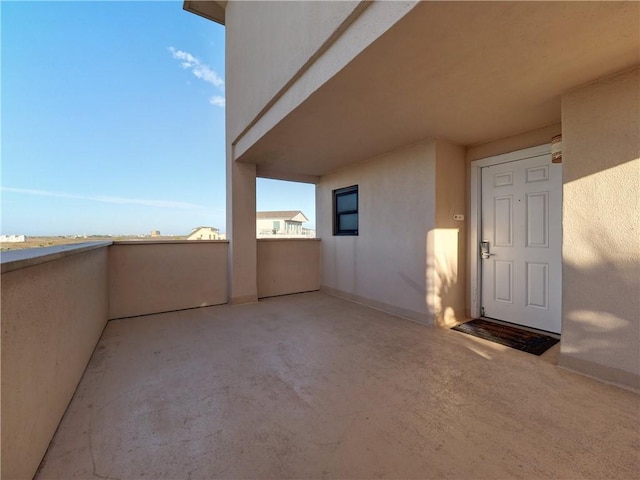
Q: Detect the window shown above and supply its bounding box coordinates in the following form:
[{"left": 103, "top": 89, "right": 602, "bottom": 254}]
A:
[{"left": 333, "top": 185, "right": 358, "bottom": 235}]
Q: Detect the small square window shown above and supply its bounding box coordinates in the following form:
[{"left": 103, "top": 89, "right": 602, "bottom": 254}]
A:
[{"left": 333, "top": 185, "right": 358, "bottom": 235}]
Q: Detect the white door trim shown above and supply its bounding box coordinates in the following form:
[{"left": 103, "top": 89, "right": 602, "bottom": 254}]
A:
[{"left": 469, "top": 144, "right": 552, "bottom": 319}]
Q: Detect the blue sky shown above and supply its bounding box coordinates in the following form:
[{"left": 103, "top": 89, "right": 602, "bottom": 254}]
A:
[{"left": 1, "top": 0, "right": 315, "bottom": 236}]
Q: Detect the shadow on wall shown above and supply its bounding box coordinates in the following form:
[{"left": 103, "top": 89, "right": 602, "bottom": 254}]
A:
[
  {"left": 562, "top": 221, "right": 640, "bottom": 382},
  {"left": 426, "top": 228, "right": 462, "bottom": 328}
]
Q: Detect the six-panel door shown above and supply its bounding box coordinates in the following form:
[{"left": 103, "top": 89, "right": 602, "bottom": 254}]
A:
[{"left": 481, "top": 154, "right": 562, "bottom": 333}]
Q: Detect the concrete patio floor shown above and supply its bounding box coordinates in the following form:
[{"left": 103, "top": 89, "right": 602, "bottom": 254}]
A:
[{"left": 36, "top": 292, "right": 639, "bottom": 479}]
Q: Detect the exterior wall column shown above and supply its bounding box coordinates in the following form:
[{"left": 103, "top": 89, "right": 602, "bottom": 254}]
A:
[
  {"left": 226, "top": 159, "right": 258, "bottom": 304},
  {"left": 559, "top": 67, "right": 639, "bottom": 389},
  {"left": 430, "top": 140, "right": 467, "bottom": 327}
]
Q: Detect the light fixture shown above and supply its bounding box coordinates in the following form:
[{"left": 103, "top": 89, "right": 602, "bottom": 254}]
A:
[{"left": 551, "top": 134, "right": 562, "bottom": 163}]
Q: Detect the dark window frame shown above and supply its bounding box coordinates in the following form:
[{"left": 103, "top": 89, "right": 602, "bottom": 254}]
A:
[{"left": 333, "top": 185, "right": 358, "bottom": 236}]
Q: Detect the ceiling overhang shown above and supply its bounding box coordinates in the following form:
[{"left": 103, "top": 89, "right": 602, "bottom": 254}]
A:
[
  {"left": 183, "top": 1, "right": 226, "bottom": 26},
  {"left": 237, "top": 1, "right": 639, "bottom": 178}
]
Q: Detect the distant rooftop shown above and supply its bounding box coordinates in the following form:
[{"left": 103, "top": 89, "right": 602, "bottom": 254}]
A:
[
  {"left": 190, "top": 226, "right": 220, "bottom": 232},
  {"left": 257, "top": 211, "right": 309, "bottom": 221}
]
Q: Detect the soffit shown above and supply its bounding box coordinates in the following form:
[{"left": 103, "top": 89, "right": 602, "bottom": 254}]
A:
[
  {"left": 238, "top": 1, "right": 639, "bottom": 177},
  {"left": 183, "top": 1, "right": 226, "bottom": 25}
]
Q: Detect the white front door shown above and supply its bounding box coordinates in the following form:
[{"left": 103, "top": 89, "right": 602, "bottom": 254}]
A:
[{"left": 480, "top": 153, "right": 562, "bottom": 333}]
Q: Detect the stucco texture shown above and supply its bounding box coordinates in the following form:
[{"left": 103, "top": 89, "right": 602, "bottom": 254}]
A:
[
  {"left": 226, "top": 161, "right": 258, "bottom": 304},
  {"left": 109, "top": 242, "right": 228, "bottom": 319},
  {"left": 257, "top": 239, "right": 321, "bottom": 298},
  {"left": 229, "top": 2, "right": 638, "bottom": 178},
  {"left": 466, "top": 123, "right": 562, "bottom": 164},
  {"left": 318, "top": 141, "right": 436, "bottom": 322},
  {"left": 429, "top": 141, "right": 466, "bottom": 326},
  {"left": 560, "top": 68, "right": 640, "bottom": 388},
  {"left": 318, "top": 140, "right": 467, "bottom": 325},
  {"left": 225, "top": 0, "right": 362, "bottom": 143},
  {"left": 1, "top": 248, "right": 109, "bottom": 480}
]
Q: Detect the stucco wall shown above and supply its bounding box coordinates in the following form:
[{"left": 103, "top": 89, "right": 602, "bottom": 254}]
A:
[
  {"left": 257, "top": 239, "right": 321, "bottom": 298},
  {"left": 559, "top": 67, "right": 640, "bottom": 389},
  {"left": 224, "top": 0, "right": 418, "bottom": 303},
  {"left": 433, "top": 141, "right": 467, "bottom": 326},
  {"left": 225, "top": 0, "right": 362, "bottom": 143},
  {"left": 226, "top": 161, "right": 258, "bottom": 304},
  {"left": 109, "top": 242, "right": 228, "bottom": 319},
  {"left": 318, "top": 140, "right": 437, "bottom": 323},
  {"left": 466, "top": 123, "right": 562, "bottom": 163},
  {"left": 1, "top": 248, "right": 109, "bottom": 480},
  {"left": 226, "top": 1, "right": 418, "bottom": 160}
]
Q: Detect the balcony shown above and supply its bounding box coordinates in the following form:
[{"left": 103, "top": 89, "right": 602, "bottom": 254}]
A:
[{"left": 2, "top": 241, "right": 638, "bottom": 479}]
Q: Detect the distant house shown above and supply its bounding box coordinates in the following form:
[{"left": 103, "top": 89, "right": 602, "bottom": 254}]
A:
[
  {"left": 0, "top": 235, "right": 27, "bottom": 243},
  {"left": 150, "top": 230, "right": 161, "bottom": 237},
  {"left": 188, "top": 226, "right": 221, "bottom": 240},
  {"left": 256, "top": 211, "right": 311, "bottom": 238}
]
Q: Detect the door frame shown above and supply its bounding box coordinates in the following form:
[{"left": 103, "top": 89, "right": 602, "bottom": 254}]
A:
[{"left": 469, "top": 144, "right": 554, "bottom": 320}]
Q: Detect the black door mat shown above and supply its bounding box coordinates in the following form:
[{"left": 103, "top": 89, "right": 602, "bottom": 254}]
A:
[{"left": 452, "top": 318, "right": 559, "bottom": 356}]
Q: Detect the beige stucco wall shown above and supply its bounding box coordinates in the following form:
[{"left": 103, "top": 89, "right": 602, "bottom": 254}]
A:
[
  {"left": 226, "top": 0, "right": 417, "bottom": 160},
  {"left": 109, "top": 242, "right": 228, "bottom": 319},
  {"left": 466, "top": 123, "right": 562, "bottom": 163},
  {"left": 559, "top": 67, "right": 640, "bottom": 389},
  {"left": 257, "top": 239, "right": 321, "bottom": 298},
  {"left": 224, "top": 1, "right": 417, "bottom": 303},
  {"left": 1, "top": 248, "right": 109, "bottom": 480},
  {"left": 318, "top": 139, "right": 467, "bottom": 324},
  {"left": 225, "top": 0, "right": 362, "bottom": 143},
  {"left": 432, "top": 141, "right": 467, "bottom": 326},
  {"left": 226, "top": 161, "right": 258, "bottom": 304}
]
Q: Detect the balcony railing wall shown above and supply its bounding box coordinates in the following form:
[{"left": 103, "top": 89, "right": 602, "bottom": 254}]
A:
[
  {"left": 1, "top": 243, "right": 111, "bottom": 480},
  {"left": 1, "top": 238, "right": 320, "bottom": 479},
  {"left": 109, "top": 241, "right": 229, "bottom": 319},
  {"left": 257, "top": 238, "right": 321, "bottom": 298}
]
